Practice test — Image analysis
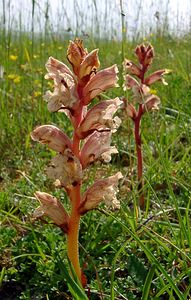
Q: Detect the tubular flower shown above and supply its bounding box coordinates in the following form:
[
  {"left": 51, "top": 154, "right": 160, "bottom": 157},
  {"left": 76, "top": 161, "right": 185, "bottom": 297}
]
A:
[
  {"left": 80, "top": 131, "right": 118, "bottom": 168},
  {"left": 82, "top": 65, "right": 119, "bottom": 104},
  {"left": 46, "top": 149, "right": 82, "bottom": 189},
  {"left": 44, "top": 74, "right": 78, "bottom": 112},
  {"left": 76, "top": 98, "right": 122, "bottom": 139},
  {"left": 31, "top": 125, "right": 72, "bottom": 153},
  {"left": 45, "top": 56, "right": 74, "bottom": 79},
  {"left": 79, "top": 172, "right": 123, "bottom": 214},
  {"left": 34, "top": 191, "right": 69, "bottom": 232},
  {"left": 144, "top": 69, "right": 170, "bottom": 86}
]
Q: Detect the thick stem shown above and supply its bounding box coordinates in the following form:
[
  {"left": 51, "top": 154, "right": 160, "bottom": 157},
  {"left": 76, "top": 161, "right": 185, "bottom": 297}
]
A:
[
  {"left": 67, "top": 184, "right": 82, "bottom": 282},
  {"left": 66, "top": 100, "right": 84, "bottom": 285},
  {"left": 134, "top": 104, "right": 144, "bottom": 208}
]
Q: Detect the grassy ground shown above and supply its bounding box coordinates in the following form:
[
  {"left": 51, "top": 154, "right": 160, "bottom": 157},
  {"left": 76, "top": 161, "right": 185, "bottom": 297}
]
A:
[{"left": 0, "top": 30, "right": 191, "bottom": 299}]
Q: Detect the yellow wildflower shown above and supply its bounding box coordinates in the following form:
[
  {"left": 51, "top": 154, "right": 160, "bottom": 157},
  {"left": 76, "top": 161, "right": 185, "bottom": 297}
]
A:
[
  {"left": 8, "top": 74, "right": 21, "bottom": 83},
  {"left": 34, "top": 91, "right": 42, "bottom": 97},
  {"left": 10, "top": 55, "right": 18, "bottom": 61}
]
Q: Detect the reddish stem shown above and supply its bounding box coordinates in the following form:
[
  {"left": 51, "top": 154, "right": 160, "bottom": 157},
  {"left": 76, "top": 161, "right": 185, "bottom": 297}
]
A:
[
  {"left": 66, "top": 98, "right": 84, "bottom": 285},
  {"left": 134, "top": 104, "right": 144, "bottom": 208}
]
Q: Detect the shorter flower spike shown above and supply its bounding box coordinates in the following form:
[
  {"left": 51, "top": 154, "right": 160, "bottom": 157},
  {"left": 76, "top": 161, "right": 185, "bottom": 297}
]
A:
[
  {"left": 34, "top": 191, "right": 69, "bottom": 232},
  {"left": 82, "top": 65, "right": 119, "bottom": 104},
  {"left": 79, "top": 172, "right": 123, "bottom": 215},
  {"left": 46, "top": 149, "right": 82, "bottom": 190},
  {"left": 80, "top": 131, "right": 118, "bottom": 168},
  {"left": 135, "top": 44, "right": 154, "bottom": 70},
  {"left": 31, "top": 125, "right": 72, "bottom": 153},
  {"left": 76, "top": 98, "right": 122, "bottom": 139}
]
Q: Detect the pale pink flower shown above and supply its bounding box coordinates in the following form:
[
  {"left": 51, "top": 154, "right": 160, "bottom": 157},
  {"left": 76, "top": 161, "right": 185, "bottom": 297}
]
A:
[
  {"left": 31, "top": 125, "right": 72, "bottom": 153},
  {"left": 80, "top": 131, "right": 118, "bottom": 168},
  {"left": 46, "top": 149, "right": 82, "bottom": 189},
  {"left": 82, "top": 65, "right": 119, "bottom": 104},
  {"left": 144, "top": 69, "right": 169, "bottom": 86},
  {"left": 45, "top": 56, "right": 74, "bottom": 79},
  {"left": 44, "top": 73, "right": 78, "bottom": 112},
  {"left": 142, "top": 95, "right": 160, "bottom": 113},
  {"left": 44, "top": 57, "right": 78, "bottom": 112},
  {"left": 34, "top": 191, "right": 69, "bottom": 231},
  {"left": 79, "top": 172, "right": 123, "bottom": 214},
  {"left": 76, "top": 98, "right": 122, "bottom": 139}
]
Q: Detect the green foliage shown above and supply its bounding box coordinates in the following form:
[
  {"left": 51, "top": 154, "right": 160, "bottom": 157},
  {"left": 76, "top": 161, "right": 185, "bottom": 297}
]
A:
[{"left": 0, "top": 27, "right": 191, "bottom": 299}]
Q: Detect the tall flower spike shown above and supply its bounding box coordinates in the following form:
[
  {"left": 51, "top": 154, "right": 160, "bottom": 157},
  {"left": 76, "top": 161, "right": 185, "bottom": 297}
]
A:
[{"left": 31, "top": 39, "right": 121, "bottom": 286}]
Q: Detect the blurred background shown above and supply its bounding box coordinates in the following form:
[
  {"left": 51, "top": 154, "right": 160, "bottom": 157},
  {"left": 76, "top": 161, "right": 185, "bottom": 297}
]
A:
[{"left": 1, "top": 0, "right": 191, "bottom": 40}]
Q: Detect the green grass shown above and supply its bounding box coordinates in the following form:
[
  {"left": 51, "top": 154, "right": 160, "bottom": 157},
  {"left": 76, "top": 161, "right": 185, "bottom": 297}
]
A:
[{"left": 0, "top": 28, "right": 191, "bottom": 300}]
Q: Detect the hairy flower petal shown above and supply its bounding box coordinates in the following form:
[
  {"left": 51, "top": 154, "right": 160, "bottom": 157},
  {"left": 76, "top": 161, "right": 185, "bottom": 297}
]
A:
[
  {"left": 82, "top": 65, "right": 119, "bottom": 104},
  {"left": 79, "top": 172, "right": 123, "bottom": 214},
  {"left": 31, "top": 125, "right": 72, "bottom": 153},
  {"left": 34, "top": 191, "right": 69, "bottom": 231},
  {"left": 80, "top": 131, "right": 118, "bottom": 168},
  {"left": 76, "top": 98, "right": 122, "bottom": 139},
  {"left": 46, "top": 149, "right": 82, "bottom": 189}
]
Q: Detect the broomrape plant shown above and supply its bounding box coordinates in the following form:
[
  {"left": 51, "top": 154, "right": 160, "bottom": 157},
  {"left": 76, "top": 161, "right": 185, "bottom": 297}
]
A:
[
  {"left": 31, "top": 39, "right": 122, "bottom": 286},
  {"left": 123, "top": 43, "right": 169, "bottom": 208}
]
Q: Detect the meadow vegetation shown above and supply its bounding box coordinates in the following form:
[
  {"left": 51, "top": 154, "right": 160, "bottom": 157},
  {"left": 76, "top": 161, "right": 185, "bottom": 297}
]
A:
[{"left": 0, "top": 2, "right": 191, "bottom": 299}]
